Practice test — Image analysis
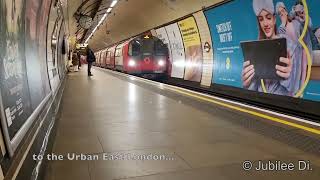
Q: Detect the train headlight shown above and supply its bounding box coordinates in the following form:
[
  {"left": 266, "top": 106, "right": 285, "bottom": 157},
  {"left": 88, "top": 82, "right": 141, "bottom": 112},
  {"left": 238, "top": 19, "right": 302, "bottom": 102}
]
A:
[
  {"left": 128, "top": 59, "right": 136, "bottom": 66},
  {"left": 158, "top": 60, "right": 165, "bottom": 66}
]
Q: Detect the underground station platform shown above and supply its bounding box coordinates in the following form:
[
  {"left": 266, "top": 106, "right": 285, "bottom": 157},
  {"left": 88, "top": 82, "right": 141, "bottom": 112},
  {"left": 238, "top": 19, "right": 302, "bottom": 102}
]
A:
[
  {"left": 43, "top": 67, "right": 320, "bottom": 180},
  {"left": 1, "top": 0, "right": 320, "bottom": 180}
]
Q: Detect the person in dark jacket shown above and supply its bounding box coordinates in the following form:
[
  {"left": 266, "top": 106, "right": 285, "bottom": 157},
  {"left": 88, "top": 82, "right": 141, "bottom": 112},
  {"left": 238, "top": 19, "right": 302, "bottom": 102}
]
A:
[
  {"left": 86, "top": 46, "right": 96, "bottom": 76},
  {"left": 77, "top": 51, "right": 82, "bottom": 70}
]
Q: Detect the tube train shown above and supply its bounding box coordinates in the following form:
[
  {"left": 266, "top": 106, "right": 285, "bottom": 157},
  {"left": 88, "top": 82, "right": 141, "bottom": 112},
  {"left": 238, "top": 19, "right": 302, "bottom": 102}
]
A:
[{"left": 94, "top": 34, "right": 170, "bottom": 79}]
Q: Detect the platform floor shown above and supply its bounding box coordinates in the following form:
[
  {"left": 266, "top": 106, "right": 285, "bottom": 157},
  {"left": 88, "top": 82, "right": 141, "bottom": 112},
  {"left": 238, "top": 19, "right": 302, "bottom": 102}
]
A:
[{"left": 45, "top": 66, "right": 320, "bottom": 180}]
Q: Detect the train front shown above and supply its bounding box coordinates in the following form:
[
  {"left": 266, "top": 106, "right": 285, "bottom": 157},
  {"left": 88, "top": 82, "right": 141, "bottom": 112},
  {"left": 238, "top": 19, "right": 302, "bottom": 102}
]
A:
[{"left": 124, "top": 35, "right": 170, "bottom": 79}]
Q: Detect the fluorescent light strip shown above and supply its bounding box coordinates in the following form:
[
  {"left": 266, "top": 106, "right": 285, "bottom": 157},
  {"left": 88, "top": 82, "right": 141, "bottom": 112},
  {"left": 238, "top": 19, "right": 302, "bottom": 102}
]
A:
[
  {"left": 99, "top": 14, "right": 107, "bottom": 25},
  {"left": 110, "top": 0, "right": 118, "bottom": 7},
  {"left": 85, "top": 0, "right": 118, "bottom": 43},
  {"left": 85, "top": 14, "right": 107, "bottom": 43}
]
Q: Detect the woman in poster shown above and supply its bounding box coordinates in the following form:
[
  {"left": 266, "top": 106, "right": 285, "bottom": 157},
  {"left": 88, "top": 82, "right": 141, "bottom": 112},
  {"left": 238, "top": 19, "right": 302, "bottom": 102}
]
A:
[{"left": 242, "top": 0, "right": 301, "bottom": 96}]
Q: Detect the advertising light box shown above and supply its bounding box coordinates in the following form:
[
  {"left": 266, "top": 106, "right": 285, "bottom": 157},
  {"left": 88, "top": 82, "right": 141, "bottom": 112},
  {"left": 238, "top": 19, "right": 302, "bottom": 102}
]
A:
[{"left": 205, "top": 0, "right": 320, "bottom": 101}]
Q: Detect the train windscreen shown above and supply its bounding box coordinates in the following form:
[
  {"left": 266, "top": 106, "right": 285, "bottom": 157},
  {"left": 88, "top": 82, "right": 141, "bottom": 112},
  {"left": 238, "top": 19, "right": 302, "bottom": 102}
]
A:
[
  {"left": 129, "top": 40, "right": 141, "bottom": 56},
  {"left": 141, "top": 39, "right": 153, "bottom": 56},
  {"left": 129, "top": 38, "right": 168, "bottom": 57}
]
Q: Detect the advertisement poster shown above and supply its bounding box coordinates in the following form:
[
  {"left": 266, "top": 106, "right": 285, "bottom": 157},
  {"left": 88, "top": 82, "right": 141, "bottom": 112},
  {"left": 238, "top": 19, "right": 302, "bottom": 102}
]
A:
[
  {"left": 38, "top": 0, "right": 52, "bottom": 95},
  {"left": 25, "top": 0, "right": 51, "bottom": 109},
  {"left": 165, "top": 23, "right": 186, "bottom": 79},
  {"left": 0, "top": 0, "right": 33, "bottom": 139},
  {"left": 193, "top": 11, "right": 215, "bottom": 87},
  {"left": 303, "top": 0, "right": 320, "bottom": 101},
  {"left": 47, "top": 3, "right": 63, "bottom": 93},
  {"left": 205, "top": 0, "right": 256, "bottom": 88},
  {"left": 57, "top": 24, "right": 67, "bottom": 79},
  {"left": 178, "top": 17, "right": 203, "bottom": 82},
  {"left": 205, "top": 0, "right": 320, "bottom": 101}
]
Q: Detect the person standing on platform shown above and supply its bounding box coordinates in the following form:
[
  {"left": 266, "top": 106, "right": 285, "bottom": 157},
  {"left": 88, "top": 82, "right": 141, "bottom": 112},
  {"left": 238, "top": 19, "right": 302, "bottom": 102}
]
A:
[
  {"left": 77, "top": 51, "right": 82, "bottom": 70},
  {"left": 86, "top": 46, "right": 96, "bottom": 76},
  {"left": 72, "top": 52, "right": 79, "bottom": 72}
]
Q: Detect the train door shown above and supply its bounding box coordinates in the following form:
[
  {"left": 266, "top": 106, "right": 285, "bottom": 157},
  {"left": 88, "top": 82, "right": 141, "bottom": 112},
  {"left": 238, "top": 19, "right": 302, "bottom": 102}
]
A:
[
  {"left": 115, "top": 43, "right": 125, "bottom": 71},
  {"left": 96, "top": 51, "right": 101, "bottom": 66},
  {"left": 106, "top": 49, "right": 111, "bottom": 68},
  {"left": 94, "top": 53, "right": 98, "bottom": 66},
  {"left": 94, "top": 53, "right": 97, "bottom": 65},
  {"left": 109, "top": 45, "right": 116, "bottom": 69},
  {"left": 122, "top": 41, "right": 130, "bottom": 73},
  {"left": 101, "top": 50, "right": 107, "bottom": 68}
]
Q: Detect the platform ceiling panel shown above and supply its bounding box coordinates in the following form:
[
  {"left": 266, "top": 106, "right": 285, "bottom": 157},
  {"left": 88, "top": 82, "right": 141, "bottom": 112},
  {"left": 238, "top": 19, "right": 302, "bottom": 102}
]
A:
[{"left": 84, "top": 0, "right": 223, "bottom": 50}]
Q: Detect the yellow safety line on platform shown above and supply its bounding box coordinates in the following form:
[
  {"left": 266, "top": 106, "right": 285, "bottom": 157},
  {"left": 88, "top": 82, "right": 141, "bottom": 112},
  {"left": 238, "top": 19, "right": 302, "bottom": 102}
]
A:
[
  {"left": 97, "top": 68, "right": 320, "bottom": 135},
  {"left": 126, "top": 74, "right": 320, "bottom": 135},
  {"left": 165, "top": 85, "right": 320, "bottom": 135}
]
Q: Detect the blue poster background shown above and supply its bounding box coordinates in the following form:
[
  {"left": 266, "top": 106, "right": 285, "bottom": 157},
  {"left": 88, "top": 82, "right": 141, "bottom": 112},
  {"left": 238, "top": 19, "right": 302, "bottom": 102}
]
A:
[
  {"left": 205, "top": 0, "right": 256, "bottom": 88},
  {"left": 205, "top": 0, "right": 320, "bottom": 102},
  {"left": 303, "top": 0, "right": 320, "bottom": 100}
]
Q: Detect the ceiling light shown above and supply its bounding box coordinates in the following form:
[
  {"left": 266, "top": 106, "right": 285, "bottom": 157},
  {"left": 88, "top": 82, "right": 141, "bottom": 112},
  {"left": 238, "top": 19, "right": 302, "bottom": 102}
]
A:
[
  {"left": 85, "top": 0, "right": 119, "bottom": 43},
  {"left": 110, "top": 0, "right": 118, "bottom": 8},
  {"left": 98, "top": 14, "right": 107, "bottom": 25}
]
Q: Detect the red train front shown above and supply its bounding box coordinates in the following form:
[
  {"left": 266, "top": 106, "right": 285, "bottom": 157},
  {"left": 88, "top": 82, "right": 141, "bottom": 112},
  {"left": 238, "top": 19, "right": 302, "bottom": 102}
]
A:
[
  {"left": 121, "top": 35, "right": 170, "bottom": 78},
  {"left": 96, "top": 34, "right": 170, "bottom": 79}
]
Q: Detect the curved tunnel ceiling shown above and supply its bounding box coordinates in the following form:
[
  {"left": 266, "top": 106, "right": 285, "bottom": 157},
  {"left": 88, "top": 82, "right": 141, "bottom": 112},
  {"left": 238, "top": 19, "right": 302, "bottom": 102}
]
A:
[{"left": 82, "top": 0, "right": 224, "bottom": 51}]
